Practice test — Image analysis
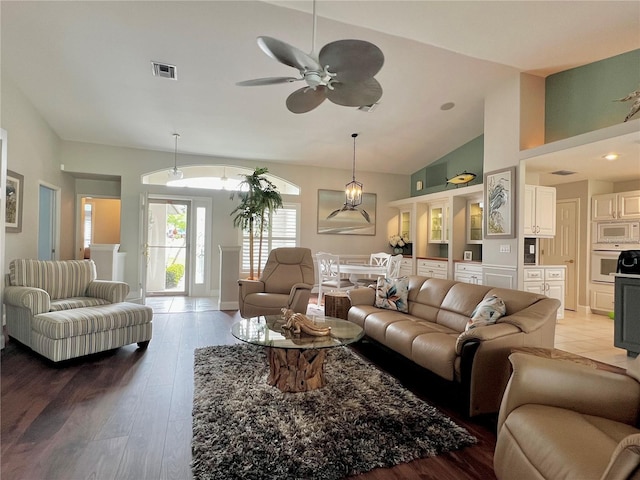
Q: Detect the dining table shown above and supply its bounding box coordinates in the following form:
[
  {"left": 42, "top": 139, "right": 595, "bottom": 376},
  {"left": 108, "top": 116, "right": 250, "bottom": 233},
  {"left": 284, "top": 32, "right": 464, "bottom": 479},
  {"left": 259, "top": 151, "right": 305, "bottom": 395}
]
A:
[{"left": 332, "top": 263, "right": 387, "bottom": 283}]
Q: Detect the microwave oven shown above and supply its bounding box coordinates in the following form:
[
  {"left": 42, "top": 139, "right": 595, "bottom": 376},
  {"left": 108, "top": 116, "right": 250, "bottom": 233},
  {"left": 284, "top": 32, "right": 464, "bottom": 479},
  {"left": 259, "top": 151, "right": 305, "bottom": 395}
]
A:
[{"left": 594, "top": 221, "right": 640, "bottom": 244}]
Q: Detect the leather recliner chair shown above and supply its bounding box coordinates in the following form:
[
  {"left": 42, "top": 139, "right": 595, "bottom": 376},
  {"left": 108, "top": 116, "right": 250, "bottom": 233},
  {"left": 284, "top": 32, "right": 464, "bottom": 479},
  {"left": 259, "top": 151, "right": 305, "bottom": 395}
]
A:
[
  {"left": 494, "top": 352, "right": 640, "bottom": 480},
  {"left": 238, "top": 247, "right": 315, "bottom": 318}
]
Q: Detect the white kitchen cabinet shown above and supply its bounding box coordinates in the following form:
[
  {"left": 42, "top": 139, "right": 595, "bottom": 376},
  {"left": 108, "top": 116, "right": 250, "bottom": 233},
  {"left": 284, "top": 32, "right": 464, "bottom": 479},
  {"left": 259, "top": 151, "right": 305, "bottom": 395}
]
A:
[
  {"left": 592, "top": 190, "right": 640, "bottom": 220},
  {"left": 428, "top": 201, "right": 450, "bottom": 244},
  {"left": 523, "top": 266, "right": 565, "bottom": 319},
  {"left": 467, "top": 198, "right": 483, "bottom": 244},
  {"left": 590, "top": 283, "right": 615, "bottom": 314},
  {"left": 454, "top": 262, "right": 483, "bottom": 284},
  {"left": 417, "top": 259, "right": 448, "bottom": 279},
  {"left": 400, "top": 209, "right": 412, "bottom": 238},
  {"left": 399, "top": 257, "right": 413, "bottom": 276},
  {"left": 524, "top": 185, "right": 556, "bottom": 237}
]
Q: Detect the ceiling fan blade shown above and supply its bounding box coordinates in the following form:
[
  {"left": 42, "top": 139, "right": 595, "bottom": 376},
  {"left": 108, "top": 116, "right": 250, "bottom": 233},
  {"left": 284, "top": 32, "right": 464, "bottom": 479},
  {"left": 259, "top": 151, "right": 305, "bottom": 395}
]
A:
[
  {"left": 319, "top": 39, "right": 384, "bottom": 83},
  {"left": 236, "top": 76, "right": 301, "bottom": 86},
  {"left": 327, "top": 78, "right": 383, "bottom": 107},
  {"left": 286, "top": 86, "right": 327, "bottom": 114},
  {"left": 257, "top": 36, "right": 321, "bottom": 72},
  {"left": 360, "top": 208, "right": 371, "bottom": 223}
]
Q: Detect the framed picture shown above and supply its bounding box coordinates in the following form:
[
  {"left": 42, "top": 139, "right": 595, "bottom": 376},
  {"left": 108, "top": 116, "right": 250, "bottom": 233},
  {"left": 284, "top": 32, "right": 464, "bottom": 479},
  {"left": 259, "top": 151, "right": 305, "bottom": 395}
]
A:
[
  {"left": 484, "top": 167, "right": 516, "bottom": 239},
  {"left": 6, "top": 169, "right": 24, "bottom": 233},
  {"left": 463, "top": 251, "right": 473, "bottom": 261},
  {"left": 317, "top": 189, "right": 376, "bottom": 235}
]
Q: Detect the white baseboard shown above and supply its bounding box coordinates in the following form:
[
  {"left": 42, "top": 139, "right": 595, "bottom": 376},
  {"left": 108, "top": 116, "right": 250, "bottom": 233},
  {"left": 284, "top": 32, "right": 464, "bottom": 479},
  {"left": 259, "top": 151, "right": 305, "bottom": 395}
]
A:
[{"left": 219, "top": 300, "right": 239, "bottom": 311}]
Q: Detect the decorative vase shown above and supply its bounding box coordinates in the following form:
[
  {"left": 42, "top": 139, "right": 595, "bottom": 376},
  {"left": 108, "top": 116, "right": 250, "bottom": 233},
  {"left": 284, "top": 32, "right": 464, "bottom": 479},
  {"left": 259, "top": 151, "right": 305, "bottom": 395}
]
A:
[{"left": 393, "top": 247, "right": 403, "bottom": 254}]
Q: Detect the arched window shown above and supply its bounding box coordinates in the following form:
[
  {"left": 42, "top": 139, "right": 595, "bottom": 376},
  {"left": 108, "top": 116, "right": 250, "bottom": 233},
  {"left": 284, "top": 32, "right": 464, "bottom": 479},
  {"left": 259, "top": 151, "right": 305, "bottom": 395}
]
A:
[{"left": 142, "top": 165, "right": 300, "bottom": 195}]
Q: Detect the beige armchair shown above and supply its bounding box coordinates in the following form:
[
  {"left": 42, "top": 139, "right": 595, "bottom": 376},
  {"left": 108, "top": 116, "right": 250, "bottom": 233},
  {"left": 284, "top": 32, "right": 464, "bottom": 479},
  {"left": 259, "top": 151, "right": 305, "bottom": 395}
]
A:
[
  {"left": 238, "top": 247, "right": 315, "bottom": 318},
  {"left": 495, "top": 352, "right": 640, "bottom": 480}
]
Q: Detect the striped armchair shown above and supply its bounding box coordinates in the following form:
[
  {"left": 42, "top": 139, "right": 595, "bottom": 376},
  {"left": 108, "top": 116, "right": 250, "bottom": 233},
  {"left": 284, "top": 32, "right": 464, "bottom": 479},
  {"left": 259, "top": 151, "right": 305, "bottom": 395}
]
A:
[{"left": 4, "top": 259, "right": 152, "bottom": 362}]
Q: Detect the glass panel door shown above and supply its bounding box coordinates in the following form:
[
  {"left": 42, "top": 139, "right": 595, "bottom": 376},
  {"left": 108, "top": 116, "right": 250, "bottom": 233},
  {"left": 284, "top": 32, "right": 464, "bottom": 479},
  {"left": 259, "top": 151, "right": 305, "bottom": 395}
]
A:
[
  {"left": 467, "top": 200, "right": 483, "bottom": 243},
  {"left": 430, "top": 204, "right": 443, "bottom": 242},
  {"left": 146, "top": 199, "right": 189, "bottom": 296}
]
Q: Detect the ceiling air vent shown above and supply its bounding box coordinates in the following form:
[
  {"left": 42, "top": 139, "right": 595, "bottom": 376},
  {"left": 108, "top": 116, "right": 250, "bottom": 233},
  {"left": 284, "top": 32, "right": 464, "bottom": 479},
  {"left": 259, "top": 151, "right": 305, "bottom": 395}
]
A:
[
  {"left": 551, "top": 170, "right": 577, "bottom": 176},
  {"left": 151, "top": 61, "right": 177, "bottom": 80}
]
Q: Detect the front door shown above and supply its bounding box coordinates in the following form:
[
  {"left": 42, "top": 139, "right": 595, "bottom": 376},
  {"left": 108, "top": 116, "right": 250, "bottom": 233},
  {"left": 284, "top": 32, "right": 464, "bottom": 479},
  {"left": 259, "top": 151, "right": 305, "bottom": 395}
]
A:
[
  {"left": 145, "top": 199, "right": 190, "bottom": 296},
  {"left": 540, "top": 199, "right": 578, "bottom": 311}
]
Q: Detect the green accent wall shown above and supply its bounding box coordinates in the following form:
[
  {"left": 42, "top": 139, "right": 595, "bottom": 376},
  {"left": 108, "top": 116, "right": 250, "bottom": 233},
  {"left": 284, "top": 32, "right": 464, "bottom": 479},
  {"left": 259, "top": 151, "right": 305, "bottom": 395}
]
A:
[
  {"left": 545, "top": 49, "right": 640, "bottom": 142},
  {"left": 410, "top": 135, "right": 484, "bottom": 197}
]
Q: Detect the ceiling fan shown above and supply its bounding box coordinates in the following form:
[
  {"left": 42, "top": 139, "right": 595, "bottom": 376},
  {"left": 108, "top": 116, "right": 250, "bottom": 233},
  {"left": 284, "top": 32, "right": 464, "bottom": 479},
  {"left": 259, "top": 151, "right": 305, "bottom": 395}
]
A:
[{"left": 237, "top": 1, "right": 384, "bottom": 114}]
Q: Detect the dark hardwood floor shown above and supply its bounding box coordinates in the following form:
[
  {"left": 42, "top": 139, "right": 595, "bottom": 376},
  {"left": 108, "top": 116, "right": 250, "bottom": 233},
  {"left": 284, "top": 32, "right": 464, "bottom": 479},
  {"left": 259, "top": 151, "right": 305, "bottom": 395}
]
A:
[{"left": 1, "top": 306, "right": 497, "bottom": 480}]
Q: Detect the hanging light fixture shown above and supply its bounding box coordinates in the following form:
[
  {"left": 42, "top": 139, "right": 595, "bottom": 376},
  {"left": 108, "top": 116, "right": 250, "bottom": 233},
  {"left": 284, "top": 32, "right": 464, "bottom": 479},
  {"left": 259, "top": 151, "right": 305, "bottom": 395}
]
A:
[
  {"left": 220, "top": 166, "right": 228, "bottom": 190},
  {"left": 167, "top": 133, "right": 183, "bottom": 180},
  {"left": 326, "top": 132, "right": 370, "bottom": 223},
  {"left": 345, "top": 133, "right": 363, "bottom": 207}
]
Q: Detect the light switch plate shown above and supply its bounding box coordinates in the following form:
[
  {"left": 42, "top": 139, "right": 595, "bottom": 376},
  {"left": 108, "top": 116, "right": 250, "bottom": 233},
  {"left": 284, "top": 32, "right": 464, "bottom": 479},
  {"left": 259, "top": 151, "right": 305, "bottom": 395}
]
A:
[{"left": 500, "top": 244, "right": 511, "bottom": 253}]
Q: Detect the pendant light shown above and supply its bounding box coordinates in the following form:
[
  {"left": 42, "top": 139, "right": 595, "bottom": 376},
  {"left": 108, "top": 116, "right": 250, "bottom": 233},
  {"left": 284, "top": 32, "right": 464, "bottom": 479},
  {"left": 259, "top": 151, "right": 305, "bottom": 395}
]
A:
[
  {"left": 220, "top": 166, "right": 228, "bottom": 190},
  {"left": 345, "top": 133, "right": 363, "bottom": 207},
  {"left": 167, "top": 133, "right": 183, "bottom": 180}
]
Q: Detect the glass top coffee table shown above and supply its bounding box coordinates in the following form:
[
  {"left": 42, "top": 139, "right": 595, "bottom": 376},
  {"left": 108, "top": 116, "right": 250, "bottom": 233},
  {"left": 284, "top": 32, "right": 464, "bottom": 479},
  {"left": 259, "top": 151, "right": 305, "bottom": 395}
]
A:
[{"left": 232, "top": 314, "right": 364, "bottom": 392}]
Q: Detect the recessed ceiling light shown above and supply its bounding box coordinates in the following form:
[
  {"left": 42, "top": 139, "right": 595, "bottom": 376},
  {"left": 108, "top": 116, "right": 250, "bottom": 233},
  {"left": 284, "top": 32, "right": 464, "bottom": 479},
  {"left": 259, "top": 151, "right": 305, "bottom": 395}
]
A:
[
  {"left": 440, "top": 102, "right": 455, "bottom": 111},
  {"left": 603, "top": 153, "right": 619, "bottom": 161}
]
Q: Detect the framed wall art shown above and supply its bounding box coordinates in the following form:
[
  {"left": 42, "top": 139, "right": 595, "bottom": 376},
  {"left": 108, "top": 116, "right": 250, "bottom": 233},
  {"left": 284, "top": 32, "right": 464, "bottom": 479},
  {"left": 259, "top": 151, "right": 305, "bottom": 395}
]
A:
[
  {"left": 484, "top": 167, "right": 516, "bottom": 239},
  {"left": 6, "top": 169, "right": 24, "bottom": 233},
  {"left": 317, "top": 189, "right": 376, "bottom": 235}
]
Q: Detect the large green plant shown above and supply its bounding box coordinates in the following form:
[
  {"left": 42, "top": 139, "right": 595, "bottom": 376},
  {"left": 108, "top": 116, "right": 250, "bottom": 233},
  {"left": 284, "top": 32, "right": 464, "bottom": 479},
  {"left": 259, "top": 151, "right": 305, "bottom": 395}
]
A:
[{"left": 230, "top": 167, "right": 283, "bottom": 279}]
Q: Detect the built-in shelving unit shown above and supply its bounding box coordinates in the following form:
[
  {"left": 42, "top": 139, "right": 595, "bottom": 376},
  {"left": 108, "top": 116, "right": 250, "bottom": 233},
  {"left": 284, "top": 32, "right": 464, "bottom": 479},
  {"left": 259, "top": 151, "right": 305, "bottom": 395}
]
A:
[{"left": 389, "top": 184, "right": 483, "bottom": 279}]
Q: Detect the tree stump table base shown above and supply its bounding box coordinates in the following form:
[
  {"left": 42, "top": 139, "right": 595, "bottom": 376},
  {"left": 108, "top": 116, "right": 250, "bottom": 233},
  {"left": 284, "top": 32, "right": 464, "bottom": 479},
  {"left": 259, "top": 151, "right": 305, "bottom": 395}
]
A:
[{"left": 267, "top": 347, "right": 327, "bottom": 392}]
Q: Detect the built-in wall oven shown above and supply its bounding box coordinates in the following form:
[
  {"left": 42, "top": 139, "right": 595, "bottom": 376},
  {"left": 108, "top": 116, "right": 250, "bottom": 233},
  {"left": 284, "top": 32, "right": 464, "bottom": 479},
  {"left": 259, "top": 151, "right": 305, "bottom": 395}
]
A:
[
  {"left": 591, "top": 250, "right": 621, "bottom": 283},
  {"left": 591, "top": 242, "right": 640, "bottom": 283}
]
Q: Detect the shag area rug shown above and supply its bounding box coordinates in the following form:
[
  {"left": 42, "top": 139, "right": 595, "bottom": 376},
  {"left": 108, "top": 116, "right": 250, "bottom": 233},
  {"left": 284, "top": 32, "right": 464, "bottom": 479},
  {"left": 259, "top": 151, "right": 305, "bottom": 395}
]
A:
[{"left": 192, "top": 344, "right": 477, "bottom": 480}]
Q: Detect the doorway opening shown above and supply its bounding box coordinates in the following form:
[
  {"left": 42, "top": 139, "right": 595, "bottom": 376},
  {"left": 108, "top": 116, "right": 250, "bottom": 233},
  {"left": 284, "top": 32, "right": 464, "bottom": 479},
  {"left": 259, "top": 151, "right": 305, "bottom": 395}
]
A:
[
  {"left": 38, "top": 184, "right": 59, "bottom": 260},
  {"left": 146, "top": 199, "right": 190, "bottom": 297},
  {"left": 79, "top": 197, "right": 122, "bottom": 259}
]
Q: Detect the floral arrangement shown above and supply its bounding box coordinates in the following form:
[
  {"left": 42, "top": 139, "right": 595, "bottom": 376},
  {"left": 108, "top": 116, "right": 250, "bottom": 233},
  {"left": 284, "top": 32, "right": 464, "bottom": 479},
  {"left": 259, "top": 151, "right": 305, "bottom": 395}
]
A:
[{"left": 389, "top": 234, "right": 410, "bottom": 248}]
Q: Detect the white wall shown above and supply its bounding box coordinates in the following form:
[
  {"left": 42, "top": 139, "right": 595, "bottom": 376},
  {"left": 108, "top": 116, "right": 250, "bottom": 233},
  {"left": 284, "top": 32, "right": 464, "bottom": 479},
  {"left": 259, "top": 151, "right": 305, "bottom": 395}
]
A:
[
  {"left": 59, "top": 140, "right": 409, "bottom": 296},
  {"left": 1, "top": 76, "right": 75, "bottom": 262}
]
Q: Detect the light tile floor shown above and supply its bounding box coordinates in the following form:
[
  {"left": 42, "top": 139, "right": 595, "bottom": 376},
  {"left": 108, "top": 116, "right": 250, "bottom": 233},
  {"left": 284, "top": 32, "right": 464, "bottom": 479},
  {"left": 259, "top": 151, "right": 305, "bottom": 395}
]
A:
[
  {"left": 145, "top": 296, "right": 636, "bottom": 369},
  {"left": 555, "top": 310, "right": 635, "bottom": 369}
]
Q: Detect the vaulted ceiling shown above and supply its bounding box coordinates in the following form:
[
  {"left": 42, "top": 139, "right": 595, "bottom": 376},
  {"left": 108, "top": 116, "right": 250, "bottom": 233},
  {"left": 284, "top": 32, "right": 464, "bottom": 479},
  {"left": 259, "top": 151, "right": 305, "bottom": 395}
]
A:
[{"left": 2, "top": 1, "right": 639, "bottom": 177}]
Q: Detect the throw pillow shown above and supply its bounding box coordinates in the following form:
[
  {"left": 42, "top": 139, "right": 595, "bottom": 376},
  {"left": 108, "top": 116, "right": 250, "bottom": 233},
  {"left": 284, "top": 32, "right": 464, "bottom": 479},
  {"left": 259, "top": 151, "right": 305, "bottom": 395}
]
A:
[
  {"left": 375, "top": 277, "right": 409, "bottom": 313},
  {"left": 466, "top": 295, "right": 506, "bottom": 331}
]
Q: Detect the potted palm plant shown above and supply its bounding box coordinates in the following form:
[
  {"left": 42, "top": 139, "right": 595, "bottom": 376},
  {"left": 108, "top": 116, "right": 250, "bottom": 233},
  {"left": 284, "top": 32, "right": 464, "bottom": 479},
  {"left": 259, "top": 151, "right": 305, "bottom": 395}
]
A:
[{"left": 230, "top": 167, "right": 283, "bottom": 279}]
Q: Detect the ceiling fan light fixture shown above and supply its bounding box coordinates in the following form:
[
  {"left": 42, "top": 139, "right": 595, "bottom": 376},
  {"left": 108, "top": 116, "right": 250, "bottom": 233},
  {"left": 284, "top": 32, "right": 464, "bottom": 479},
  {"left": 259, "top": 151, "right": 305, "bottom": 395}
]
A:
[{"left": 167, "top": 133, "right": 183, "bottom": 181}]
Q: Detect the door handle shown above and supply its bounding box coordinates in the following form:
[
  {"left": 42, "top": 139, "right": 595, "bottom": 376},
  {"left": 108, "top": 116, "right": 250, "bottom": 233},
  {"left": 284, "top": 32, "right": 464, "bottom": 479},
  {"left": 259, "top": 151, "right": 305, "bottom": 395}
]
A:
[{"left": 564, "top": 259, "right": 574, "bottom": 263}]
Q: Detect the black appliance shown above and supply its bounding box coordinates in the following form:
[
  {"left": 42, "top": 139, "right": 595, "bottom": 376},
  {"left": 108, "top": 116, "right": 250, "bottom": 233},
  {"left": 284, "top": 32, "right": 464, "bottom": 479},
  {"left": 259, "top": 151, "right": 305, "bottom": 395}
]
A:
[{"left": 617, "top": 250, "right": 640, "bottom": 275}]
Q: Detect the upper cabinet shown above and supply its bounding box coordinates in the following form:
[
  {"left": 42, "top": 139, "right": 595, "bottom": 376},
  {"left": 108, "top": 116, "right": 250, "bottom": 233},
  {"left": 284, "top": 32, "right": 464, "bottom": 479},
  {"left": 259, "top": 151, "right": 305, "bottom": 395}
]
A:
[
  {"left": 592, "top": 190, "right": 640, "bottom": 221},
  {"left": 524, "top": 185, "right": 556, "bottom": 237},
  {"left": 429, "top": 200, "right": 450, "bottom": 243},
  {"left": 400, "top": 210, "right": 412, "bottom": 238},
  {"left": 467, "top": 197, "right": 483, "bottom": 244}
]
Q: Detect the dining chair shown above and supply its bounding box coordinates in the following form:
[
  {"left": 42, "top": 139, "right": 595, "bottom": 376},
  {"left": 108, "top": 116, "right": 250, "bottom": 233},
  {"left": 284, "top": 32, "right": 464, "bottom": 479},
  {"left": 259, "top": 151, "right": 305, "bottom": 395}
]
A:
[
  {"left": 386, "top": 254, "right": 404, "bottom": 278},
  {"left": 356, "top": 252, "right": 391, "bottom": 286},
  {"left": 316, "top": 252, "right": 354, "bottom": 306}
]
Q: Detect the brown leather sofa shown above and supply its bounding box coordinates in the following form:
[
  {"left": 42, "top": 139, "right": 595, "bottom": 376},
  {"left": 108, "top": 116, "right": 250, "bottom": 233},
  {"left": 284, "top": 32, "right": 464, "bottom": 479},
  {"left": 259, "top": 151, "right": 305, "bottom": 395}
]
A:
[
  {"left": 347, "top": 276, "right": 560, "bottom": 416},
  {"left": 494, "top": 352, "right": 640, "bottom": 480}
]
